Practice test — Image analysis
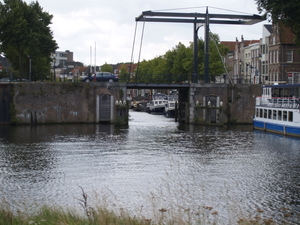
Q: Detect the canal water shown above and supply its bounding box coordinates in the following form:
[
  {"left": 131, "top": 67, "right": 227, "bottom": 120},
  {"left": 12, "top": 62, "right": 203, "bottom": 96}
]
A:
[{"left": 0, "top": 111, "right": 300, "bottom": 224}]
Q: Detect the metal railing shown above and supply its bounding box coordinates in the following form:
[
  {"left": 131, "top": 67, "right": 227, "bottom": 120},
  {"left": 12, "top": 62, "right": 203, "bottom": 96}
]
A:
[{"left": 256, "top": 96, "right": 300, "bottom": 109}]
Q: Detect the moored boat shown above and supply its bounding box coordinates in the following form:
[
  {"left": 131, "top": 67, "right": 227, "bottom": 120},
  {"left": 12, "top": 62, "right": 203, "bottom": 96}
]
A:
[
  {"left": 253, "top": 84, "right": 300, "bottom": 137},
  {"left": 164, "top": 95, "right": 178, "bottom": 117},
  {"left": 146, "top": 94, "right": 168, "bottom": 113}
]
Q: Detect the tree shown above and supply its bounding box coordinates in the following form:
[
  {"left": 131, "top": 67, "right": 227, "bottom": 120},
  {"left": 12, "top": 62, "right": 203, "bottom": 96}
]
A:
[
  {"left": 170, "top": 42, "right": 193, "bottom": 82},
  {"left": 134, "top": 32, "right": 229, "bottom": 83},
  {"left": 256, "top": 0, "right": 300, "bottom": 45},
  {"left": 101, "top": 63, "right": 113, "bottom": 73},
  {"left": 118, "top": 64, "right": 130, "bottom": 82},
  {"left": 209, "top": 33, "right": 230, "bottom": 82},
  {"left": 0, "top": 0, "right": 58, "bottom": 80}
]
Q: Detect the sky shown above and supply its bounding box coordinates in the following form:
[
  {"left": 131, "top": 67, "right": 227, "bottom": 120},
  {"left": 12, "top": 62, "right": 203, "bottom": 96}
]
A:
[{"left": 25, "top": 0, "right": 270, "bottom": 66}]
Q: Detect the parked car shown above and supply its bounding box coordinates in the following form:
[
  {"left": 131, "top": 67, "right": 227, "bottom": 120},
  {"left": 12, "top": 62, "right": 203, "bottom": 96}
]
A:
[
  {"left": 0, "top": 77, "right": 30, "bottom": 82},
  {"left": 81, "top": 72, "right": 119, "bottom": 82},
  {"left": 0, "top": 77, "right": 11, "bottom": 82}
]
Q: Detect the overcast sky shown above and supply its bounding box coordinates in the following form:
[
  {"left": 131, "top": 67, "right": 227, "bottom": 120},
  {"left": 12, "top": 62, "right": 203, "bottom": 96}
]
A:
[{"left": 25, "top": 0, "right": 270, "bottom": 66}]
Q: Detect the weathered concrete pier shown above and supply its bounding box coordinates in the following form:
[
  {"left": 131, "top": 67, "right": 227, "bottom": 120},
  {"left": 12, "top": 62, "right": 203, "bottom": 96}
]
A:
[
  {"left": 0, "top": 82, "right": 262, "bottom": 125},
  {"left": 187, "top": 83, "right": 262, "bottom": 125},
  {"left": 0, "top": 82, "right": 128, "bottom": 125}
]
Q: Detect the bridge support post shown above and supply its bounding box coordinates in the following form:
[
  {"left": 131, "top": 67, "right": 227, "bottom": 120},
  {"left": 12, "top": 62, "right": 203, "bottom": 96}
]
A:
[
  {"left": 192, "top": 21, "right": 198, "bottom": 84},
  {"left": 204, "top": 7, "right": 210, "bottom": 84}
]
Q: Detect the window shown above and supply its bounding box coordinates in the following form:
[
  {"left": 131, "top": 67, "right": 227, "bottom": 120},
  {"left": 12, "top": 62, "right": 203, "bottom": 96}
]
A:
[
  {"left": 286, "top": 50, "right": 293, "bottom": 62},
  {"left": 259, "top": 108, "right": 263, "bottom": 117},
  {"left": 293, "top": 73, "right": 300, "bottom": 84},
  {"left": 287, "top": 72, "right": 300, "bottom": 84},
  {"left": 264, "top": 109, "right": 268, "bottom": 118},
  {"left": 283, "top": 111, "right": 287, "bottom": 121},
  {"left": 270, "top": 51, "right": 273, "bottom": 64},
  {"left": 262, "top": 62, "right": 266, "bottom": 74},
  {"left": 273, "top": 110, "right": 277, "bottom": 120},
  {"left": 288, "top": 111, "right": 293, "bottom": 122},
  {"left": 278, "top": 111, "right": 282, "bottom": 120},
  {"left": 268, "top": 109, "right": 272, "bottom": 119},
  {"left": 261, "top": 45, "right": 266, "bottom": 54}
]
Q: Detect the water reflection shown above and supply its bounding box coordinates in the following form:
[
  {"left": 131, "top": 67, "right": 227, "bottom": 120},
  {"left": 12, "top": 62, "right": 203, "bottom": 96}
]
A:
[{"left": 0, "top": 112, "right": 299, "bottom": 224}]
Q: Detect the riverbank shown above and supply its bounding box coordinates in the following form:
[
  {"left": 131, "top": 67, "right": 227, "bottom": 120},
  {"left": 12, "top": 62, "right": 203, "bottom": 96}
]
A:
[
  {"left": 0, "top": 202, "right": 294, "bottom": 225},
  {"left": 0, "top": 187, "right": 294, "bottom": 225}
]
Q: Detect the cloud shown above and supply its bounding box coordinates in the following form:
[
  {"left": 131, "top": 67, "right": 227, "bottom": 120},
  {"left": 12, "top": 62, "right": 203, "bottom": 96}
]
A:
[{"left": 27, "top": 0, "right": 269, "bottom": 66}]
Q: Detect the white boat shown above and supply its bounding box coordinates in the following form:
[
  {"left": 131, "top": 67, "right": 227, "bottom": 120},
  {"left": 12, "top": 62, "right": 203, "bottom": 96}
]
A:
[
  {"left": 253, "top": 84, "right": 300, "bottom": 137},
  {"left": 146, "top": 94, "right": 168, "bottom": 113},
  {"left": 164, "top": 95, "right": 178, "bottom": 117}
]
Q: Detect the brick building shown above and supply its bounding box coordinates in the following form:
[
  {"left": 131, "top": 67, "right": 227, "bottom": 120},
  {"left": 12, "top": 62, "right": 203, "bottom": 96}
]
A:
[
  {"left": 222, "top": 22, "right": 300, "bottom": 85},
  {"left": 268, "top": 23, "right": 300, "bottom": 84}
]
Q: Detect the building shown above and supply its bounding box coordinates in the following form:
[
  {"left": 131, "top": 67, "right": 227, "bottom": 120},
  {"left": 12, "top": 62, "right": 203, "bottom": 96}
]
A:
[
  {"left": 222, "top": 36, "right": 260, "bottom": 84},
  {"left": 0, "top": 55, "right": 12, "bottom": 74},
  {"left": 259, "top": 25, "right": 272, "bottom": 84},
  {"left": 51, "top": 50, "right": 73, "bottom": 67},
  {"left": 222, "top": 22, "right": 300, "bottom": 85},
  {"left": 220, "top": 41, "right": 235, "bottom": 83},
  {"left": 268, "top": 23, "right": 300, "bottom": 84}
]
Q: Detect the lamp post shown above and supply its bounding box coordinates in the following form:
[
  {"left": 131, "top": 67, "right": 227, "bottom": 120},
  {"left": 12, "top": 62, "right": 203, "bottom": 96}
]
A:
[
  {"left": 28, "top": 55, "right": 31, "bottom": 81},
  {"left": 255, "top": 68, "right": 260, "bottom": 84},
  {"left": 245, "top": 63, "right": 249, "bottom": 84},
  {"left": 239, "top": 60, "right": 244, "bottom": 84},
  {"left": 53, "top": 57, "right": 56, "bottom": 82}
]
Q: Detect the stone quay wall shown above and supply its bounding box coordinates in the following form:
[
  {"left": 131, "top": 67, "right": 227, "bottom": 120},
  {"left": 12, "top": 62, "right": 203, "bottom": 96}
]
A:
[
  {"left": 0, "top": 82, "right": 127, "bottom": 125},
  {"left": 189, "top": 84, "right": 262, "bottom": 124},
  {"left": 1, "top": 82, "right": 262, "bottom": 125}
]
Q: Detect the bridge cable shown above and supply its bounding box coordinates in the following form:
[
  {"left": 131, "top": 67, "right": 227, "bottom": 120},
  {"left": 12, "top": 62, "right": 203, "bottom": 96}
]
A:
[
  {"left": 153, "top": 6, "right": 253, "bottom": 15},
  {"left": 209, "top": 29, "right": 234, "bottom": 86},
  {"left": 135, "top": 19, "right": 146, "bottom": 83},
  {"left": 129, "top": 22, "right": 138, "bottom": 82}
]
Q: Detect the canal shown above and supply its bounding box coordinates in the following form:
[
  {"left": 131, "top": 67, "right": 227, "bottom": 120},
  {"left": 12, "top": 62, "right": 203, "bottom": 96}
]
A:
[{"left": 0, "top": 111, "right": 300, "bottom": 224}]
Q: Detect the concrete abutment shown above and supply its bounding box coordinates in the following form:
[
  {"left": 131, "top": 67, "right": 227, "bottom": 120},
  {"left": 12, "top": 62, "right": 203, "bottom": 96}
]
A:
[{"left": 0, "top": 82, "right": 262, "bottom": 125}]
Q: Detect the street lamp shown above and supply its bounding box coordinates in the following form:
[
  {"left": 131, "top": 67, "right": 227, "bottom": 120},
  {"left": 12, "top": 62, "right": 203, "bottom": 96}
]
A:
[
  {"left": 239, "top": 60, "right": 244, "bottom": 84},
  {"left": 28, "top": 55, "right": 31, "bottom": 81},
  {"left": 53, "top": 57, "right": 56, "bottom": 82},
  {"left": 245, "top": 63, "right": 249, "bottom": 84}
]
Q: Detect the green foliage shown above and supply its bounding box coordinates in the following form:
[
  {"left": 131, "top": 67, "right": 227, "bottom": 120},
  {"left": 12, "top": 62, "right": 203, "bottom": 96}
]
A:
[
  {"left": 209, "top": 33, "right": 230, "bottom": 82},
  {"left": 256, "top": 0, "right": 300, "bottom": 45},
  {"left": 119, "top": 64, "right": 130, "bottom": 82},
  {"left": 0, "top": 0, "right": 58, "bottom": 81},
  {"left": 101, "top": 62, "right": 113, "bottom": 73},
  {"left": 135, "top": 33, "right": 229, "bottom": 83}
]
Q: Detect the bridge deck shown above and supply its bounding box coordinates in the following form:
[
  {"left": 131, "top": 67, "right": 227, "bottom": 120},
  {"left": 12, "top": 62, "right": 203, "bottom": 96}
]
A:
[{"left": 126, "top": 83, "right": 190, "bottom": 89}]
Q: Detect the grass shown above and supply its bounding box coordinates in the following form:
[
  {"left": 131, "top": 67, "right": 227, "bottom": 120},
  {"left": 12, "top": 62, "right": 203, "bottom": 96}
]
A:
[
  {"left": 0, "top": 186, "right": 298, "bottom": 225},
  {"left": 0, "top": 205, "right": 152, "bottom": 225},
  {"left": 0, "top": 203, "right": 290, "bottom": 225},
  {"left": 1, "top": 187, "right": 297, "bottom": 225},
  {"left": 1, "top": 174, "right": 299, "bottom": 225},
  {"left": 0, "top": 183, "right": 299, "bottom": 225}
]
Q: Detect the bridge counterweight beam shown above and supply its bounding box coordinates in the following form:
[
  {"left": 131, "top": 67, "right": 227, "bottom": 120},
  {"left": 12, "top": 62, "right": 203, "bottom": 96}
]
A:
[
  {"left": 204, "top": 7, "right": 210, "bottom": 83},
  {"left": 193, "top": 20, "right": 198, "bottom": 83}
]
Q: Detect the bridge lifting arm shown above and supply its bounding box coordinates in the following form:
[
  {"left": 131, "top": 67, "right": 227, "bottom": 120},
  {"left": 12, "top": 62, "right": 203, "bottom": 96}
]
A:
[{"left": 135, "top": 8, "right": 265, "bottom": 84}]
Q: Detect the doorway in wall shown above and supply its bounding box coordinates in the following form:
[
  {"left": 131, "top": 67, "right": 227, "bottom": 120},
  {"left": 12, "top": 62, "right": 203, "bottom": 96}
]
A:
[{"left": 98, "top": 94, "right": 113, "bottom": 122}]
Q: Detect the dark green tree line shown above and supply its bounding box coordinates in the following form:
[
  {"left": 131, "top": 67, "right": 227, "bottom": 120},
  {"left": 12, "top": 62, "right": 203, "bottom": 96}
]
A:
[
  {"left": 0, "top": 0, "right": 58, "bottom": 80},
  {"left": 135, "top": 33, "right": 229, "bottom": 83}
]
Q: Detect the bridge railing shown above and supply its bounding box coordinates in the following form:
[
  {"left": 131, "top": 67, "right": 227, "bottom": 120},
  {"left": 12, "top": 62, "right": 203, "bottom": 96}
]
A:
[{"left": 122, "top": 73, "right": 205, "bottom": 84}]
